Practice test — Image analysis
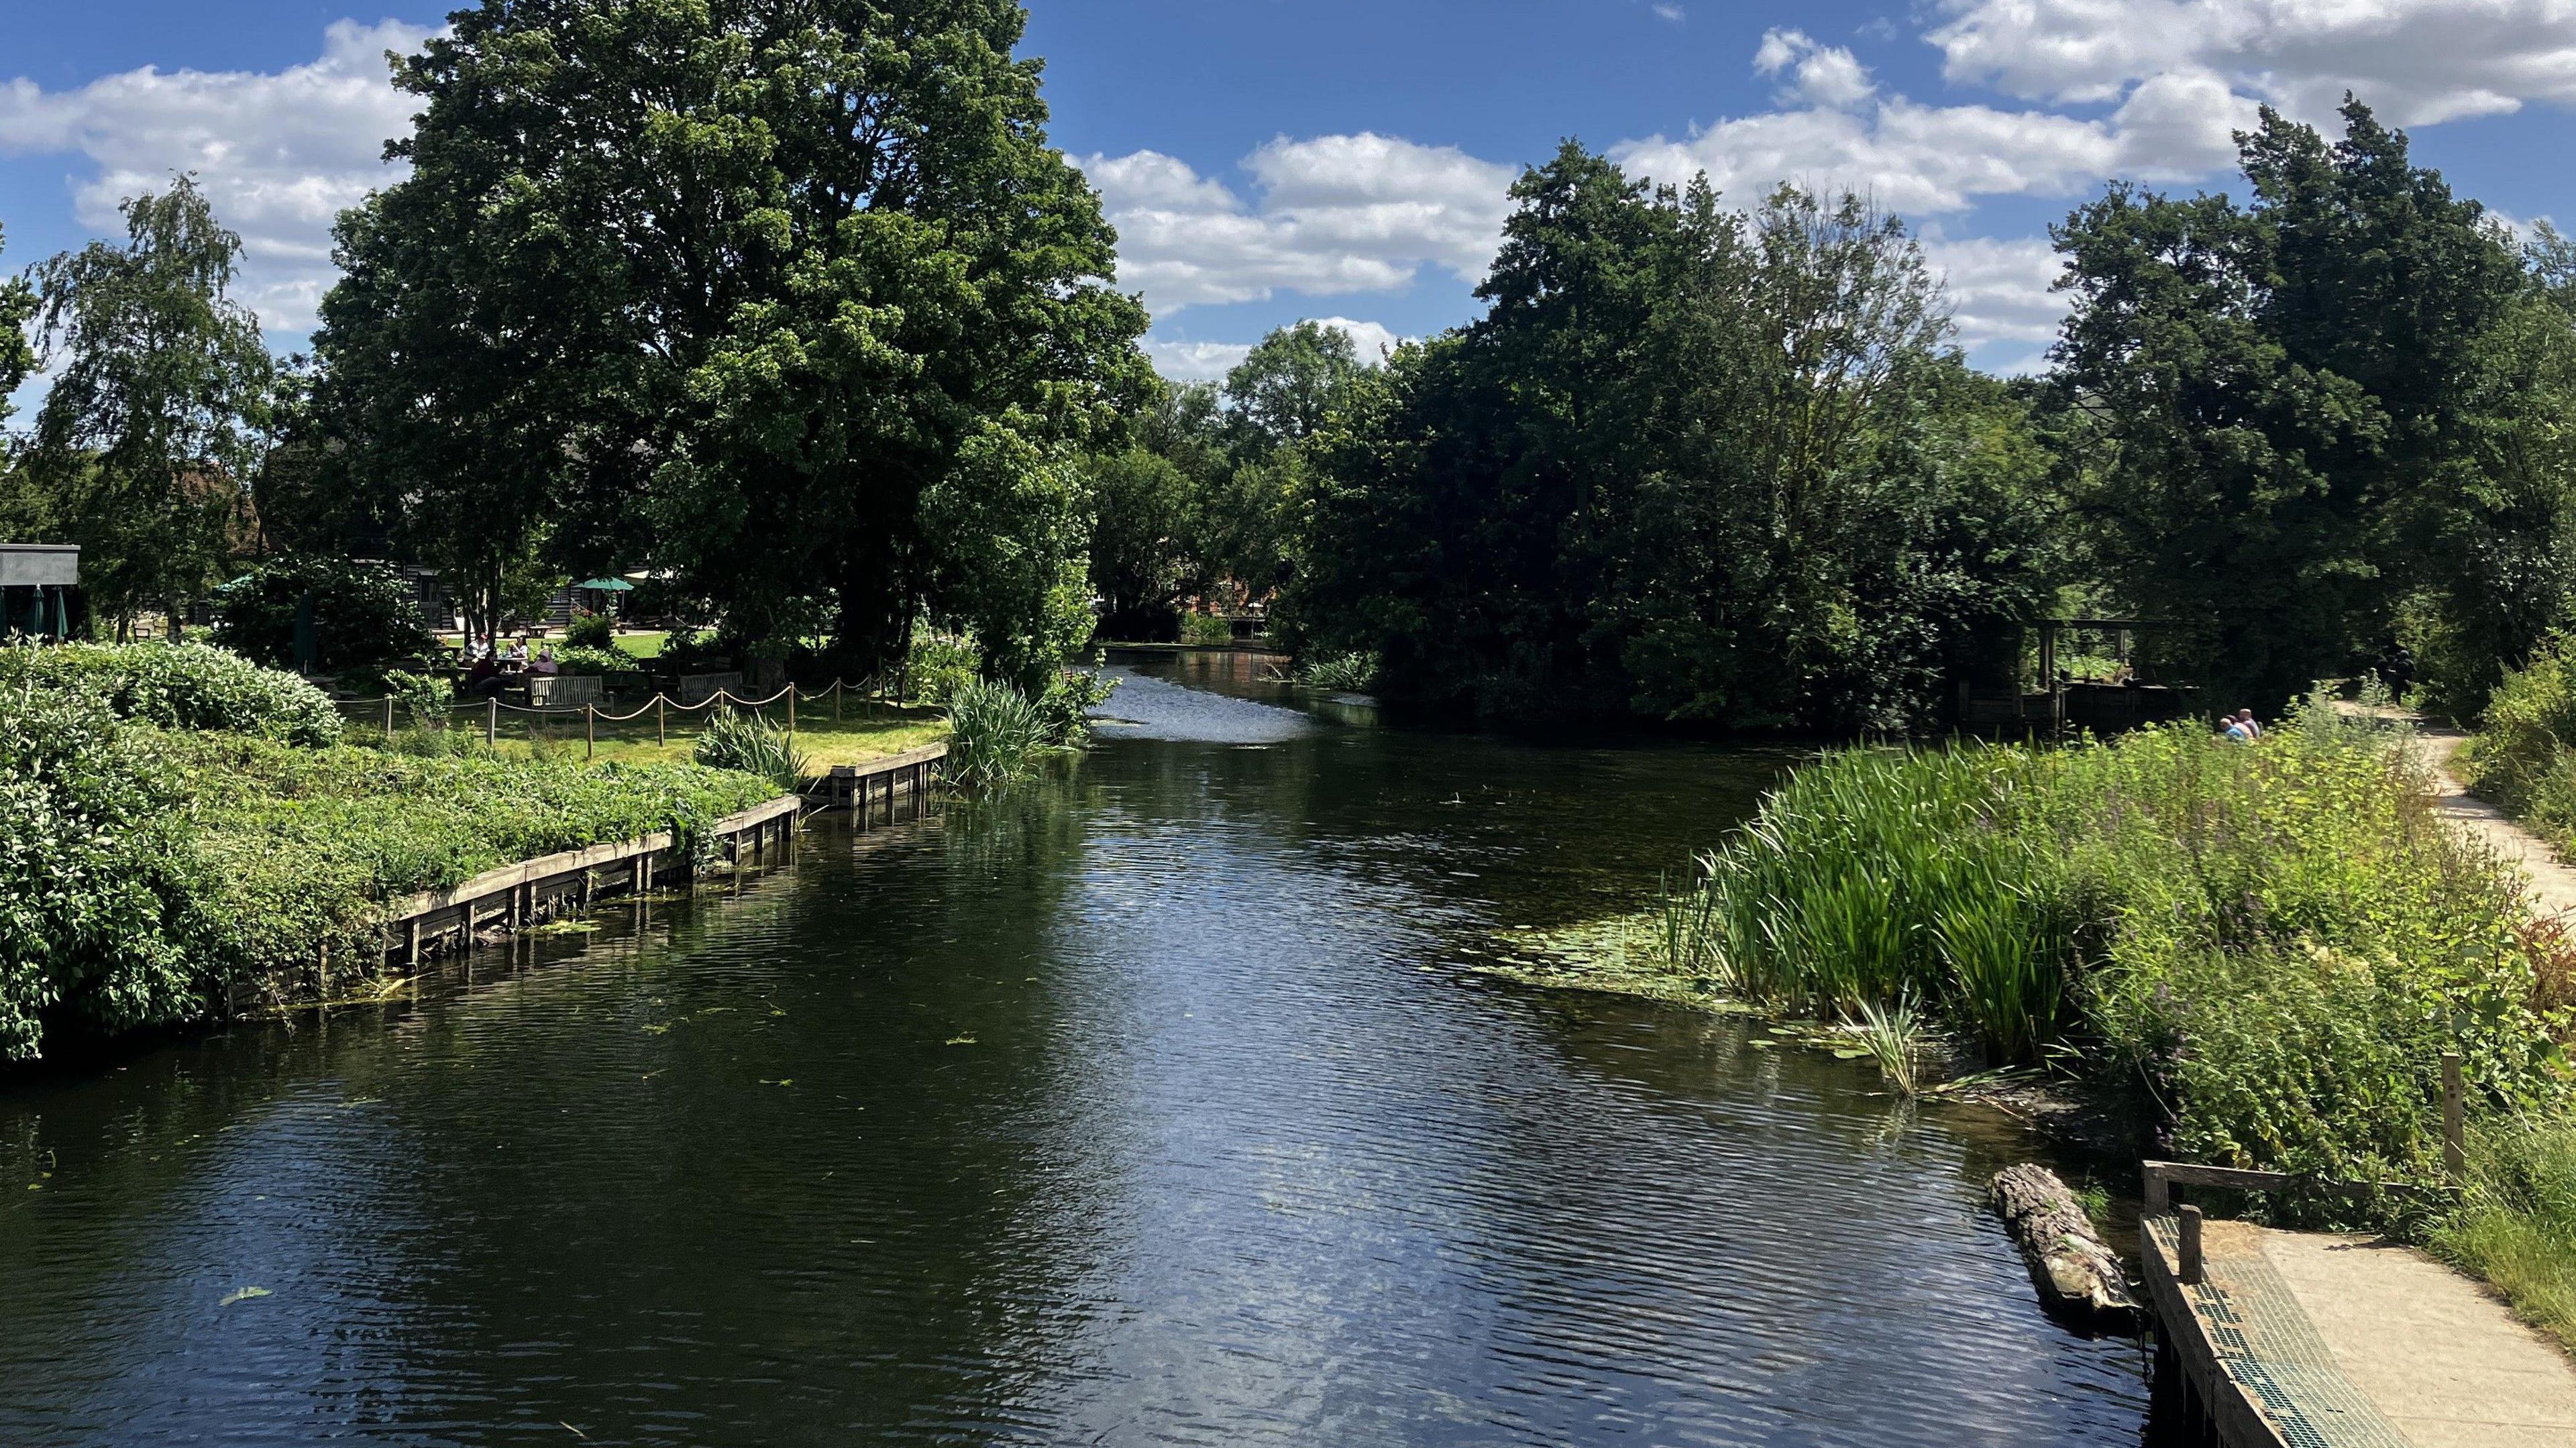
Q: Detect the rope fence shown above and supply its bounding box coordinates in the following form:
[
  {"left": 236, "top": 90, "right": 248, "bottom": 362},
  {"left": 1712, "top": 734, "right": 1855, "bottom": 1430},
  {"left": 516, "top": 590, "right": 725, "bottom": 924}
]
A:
[{"left": 334, "top": 677, "right": 924, "bottom": 760}]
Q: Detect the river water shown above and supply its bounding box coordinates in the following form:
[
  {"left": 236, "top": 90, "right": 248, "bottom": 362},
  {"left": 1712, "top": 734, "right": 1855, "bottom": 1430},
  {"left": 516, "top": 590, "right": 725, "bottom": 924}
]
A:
[{"left": 0, "top": 652, "right": 2149, "bottom": 1445}]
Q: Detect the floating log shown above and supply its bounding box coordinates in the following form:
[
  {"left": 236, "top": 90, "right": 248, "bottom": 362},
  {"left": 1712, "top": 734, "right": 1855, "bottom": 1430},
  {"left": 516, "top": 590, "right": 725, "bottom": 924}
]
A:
[{"left": 1989, "top": 1163, "right": 2141, "bottom": 1330}]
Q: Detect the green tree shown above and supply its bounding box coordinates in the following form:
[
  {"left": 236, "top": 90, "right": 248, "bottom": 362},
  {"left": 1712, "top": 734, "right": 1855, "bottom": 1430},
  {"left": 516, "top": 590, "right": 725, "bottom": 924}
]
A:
[
  {"left": 209, "top": 555, "right": 435, "bottom": 676},
  {"left": 1293, "top": 147, "right": 2047, "bottom": 730},
  {"left": 0, "top": 221, "right": 46, "bottom": 537},
  {"left": 2051, "top": 100, "right": 2540, "bottom": 710},
  {"left": 25, "top": 178, "right": 272, "bottom": 636},
  {"left": 317, "top": 0, "right": 1150, "bottom": 673},
  {"left": 1224, "top": 321, "right": 1363, "bottom": 457}
]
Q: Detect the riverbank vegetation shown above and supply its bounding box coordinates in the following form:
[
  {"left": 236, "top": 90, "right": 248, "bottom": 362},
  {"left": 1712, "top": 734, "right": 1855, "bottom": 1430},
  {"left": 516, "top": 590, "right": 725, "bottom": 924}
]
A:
[{"left": 0, "top": 643, "right": 781, "bottom": 1062}]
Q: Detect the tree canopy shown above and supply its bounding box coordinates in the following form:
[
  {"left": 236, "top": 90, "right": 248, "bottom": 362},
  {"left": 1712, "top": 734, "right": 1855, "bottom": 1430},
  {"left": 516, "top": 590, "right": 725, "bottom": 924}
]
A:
[
  {"left": 315, "top": 0, "right": 1151, "bottom": 672},
  {"left": 25, "top": 177, "right": 272, "bottom": 634}
]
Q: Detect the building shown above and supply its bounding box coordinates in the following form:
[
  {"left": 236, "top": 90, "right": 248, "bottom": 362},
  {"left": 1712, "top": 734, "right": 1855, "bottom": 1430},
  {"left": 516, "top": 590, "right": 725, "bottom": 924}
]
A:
[{"left": 0, "top": 543, "right": 79, "bottom": 640}]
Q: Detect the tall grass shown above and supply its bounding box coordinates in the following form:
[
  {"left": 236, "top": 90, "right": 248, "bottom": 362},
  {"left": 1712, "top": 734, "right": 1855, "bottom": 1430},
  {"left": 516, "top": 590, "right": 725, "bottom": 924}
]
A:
[
  {"left": 693, "top": 708, "right": 811, "bottom": 791},
  {"left": 944, "top": 678, "right": 1051, "bottom": 789},
  {"left": 2437, "top": 1113, "right": 2576, "bottom": 1348},
  {"left": 1654, "top": 691, "right": 2570, "bottom": 1186}
]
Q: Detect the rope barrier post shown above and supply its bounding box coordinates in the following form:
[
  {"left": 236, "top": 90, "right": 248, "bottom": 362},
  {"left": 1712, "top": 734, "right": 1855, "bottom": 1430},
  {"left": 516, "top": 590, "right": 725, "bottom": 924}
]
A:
[
  {"left": 788, "top": 688, "right": 797, "bottom": 735},
  {"left": 833, "top": 679, "right": 842, "bottom": 724},
  {"left": 657, "top": 697, "right": 666, "bottom": 748},
  {"left": 586, "top": 703, "right": 596, "bottom": 761},
  {"left": 2443, "top": 1050, "right": 2467, "bottom": 1178},
  {"left": 486, "top": 697, "right": 497, "bottom": 750},
  {"left": 384, "top": 696, "right": 395, "bottom": 740}
]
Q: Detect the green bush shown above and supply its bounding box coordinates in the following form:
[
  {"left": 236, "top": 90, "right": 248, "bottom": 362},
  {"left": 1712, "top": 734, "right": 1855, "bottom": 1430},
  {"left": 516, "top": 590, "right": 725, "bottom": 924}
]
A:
[
  {"left": 1036, "top": 665, "right": 1117, "bottom": 745},
  {"left": 0, "top": 686, "right": 777, "bottom": 1060},
  {"left": 1180, "top": 611, "right": 1234, "bottom": 647},
  {"left": 693, "top": 708, "right": 811, "bottom": 791},
  {"left": 905, "top": 628, "right": 980, "bottom": 706},
  {"left": 1662, "top": 696, "right": 2570, "bottom": 1184},
  {"left": 552, "top": 643, "right": 636, "bottom": 677},
  {"left": 0, "top": 641, "right": 342, "bottom": 746},
  {"left": 945, "top": 677, "right": 1051, "bottom": 788},
  {"left": 1296, "top": 651, "right": 1380, "bottom": 691},
  {"left": 564, "top": 610, "right": 616, "bottom": 650},
  {"left": 2463, "top": 635, "right": 2576, "bottom": 850},
  {"left": 209, "top": 555, "right": 434, "bottom": 677}
]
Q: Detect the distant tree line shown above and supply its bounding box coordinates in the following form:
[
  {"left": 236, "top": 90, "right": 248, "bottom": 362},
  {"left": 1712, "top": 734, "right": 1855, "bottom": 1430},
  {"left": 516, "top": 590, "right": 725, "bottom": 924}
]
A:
[
  {"left": 1, "top": 3, "right": 2568, "bottom": 734},
  {"left": 1097, "top": 105, "right": 2576, "bottom": 730}
]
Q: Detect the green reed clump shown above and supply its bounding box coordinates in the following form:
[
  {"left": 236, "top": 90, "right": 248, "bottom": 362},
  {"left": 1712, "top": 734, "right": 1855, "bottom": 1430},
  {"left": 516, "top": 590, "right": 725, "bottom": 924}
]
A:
[
  {"left": 1659, "top": 691, "right": 2573, "bottom": 1187},
  {"left": 1853, "top": 995, "right": 1926, "bottom": 1097},
  {"left": 1296, "top": 651, "right": 1381, "bottom": 692},
  {"left": 694, "top": 707, "right": 812, "bottom": 791},
  {"left": 944, "top": 677, "right": 1051, "bottom": 789}
]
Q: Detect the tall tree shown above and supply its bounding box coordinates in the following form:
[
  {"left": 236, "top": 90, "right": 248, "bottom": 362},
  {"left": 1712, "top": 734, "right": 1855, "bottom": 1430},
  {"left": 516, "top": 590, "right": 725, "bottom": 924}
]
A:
[
  {"left": 0, "top": 222, "right": 44, "bottom": 537},
  {"left": 317, "top": 0, "right": 1150, "bottom": 672},
  {"left": 27, "top": 178, "right": 272, "bottom": 636},
  {"left": 2051, "top": 100, "right": 2537, "bottom": 710}
]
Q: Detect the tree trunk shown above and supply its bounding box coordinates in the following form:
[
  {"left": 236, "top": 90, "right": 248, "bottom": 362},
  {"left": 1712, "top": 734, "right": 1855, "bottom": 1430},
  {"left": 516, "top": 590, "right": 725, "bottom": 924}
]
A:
[{"left": 1988, "top": 1164, "right": 2139, "bottom": 1330}]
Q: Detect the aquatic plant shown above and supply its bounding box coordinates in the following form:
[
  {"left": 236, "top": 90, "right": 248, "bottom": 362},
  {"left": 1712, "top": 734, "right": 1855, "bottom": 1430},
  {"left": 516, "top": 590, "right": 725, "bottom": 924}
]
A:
[
  {"left": 1851, "top": 996, "right": 1925, "bottom": 1097},
  {"left": 1180, "top": 612, "right": 1234, "bottom": 647},
  {"left": 1296, "top": 651, "right": 1380, "bottom": 692},
  {"left": 944, "top": 677, "right": 1051, "bottom": 789},
  {"left": 694, "top": 707, "right": 812, "bottom": 791}
]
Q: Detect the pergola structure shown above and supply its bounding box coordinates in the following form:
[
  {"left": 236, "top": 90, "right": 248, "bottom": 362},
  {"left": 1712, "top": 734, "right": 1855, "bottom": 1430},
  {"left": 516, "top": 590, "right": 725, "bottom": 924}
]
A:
[{"left": 0, "top": 543, "right": 78, "bottom": 640}]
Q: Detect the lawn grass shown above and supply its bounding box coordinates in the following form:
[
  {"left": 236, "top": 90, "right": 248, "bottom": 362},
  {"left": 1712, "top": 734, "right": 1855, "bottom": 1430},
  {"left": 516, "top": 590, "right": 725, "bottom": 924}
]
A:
[{"left": 474, "top": 705, "right": 946, "bottom": 773}]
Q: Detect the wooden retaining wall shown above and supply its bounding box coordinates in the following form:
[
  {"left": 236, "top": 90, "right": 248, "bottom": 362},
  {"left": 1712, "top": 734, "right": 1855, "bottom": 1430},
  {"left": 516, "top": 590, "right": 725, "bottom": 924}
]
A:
[
  {"left": 378, "top": 795, "right": 803, "bottom": 966},
  {"left": 806, "top": 743, "right": 946, "bottom": 812}
]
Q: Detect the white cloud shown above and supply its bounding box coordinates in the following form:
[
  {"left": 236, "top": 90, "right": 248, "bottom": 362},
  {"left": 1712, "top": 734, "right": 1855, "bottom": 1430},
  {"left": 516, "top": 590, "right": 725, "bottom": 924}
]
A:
[
  {"left": 0, "top": 19, "right": 429, "bottom": 335},
  {"left": 1931, "top": 0, "right": 2576, "bottom": 129},
  {"left": 1311, "top": 317, "right": 1407, "bottom": 363},
  {"left": 1921, "top": 235, "right": 2068, "bottom": 351},
  {"left": 1082, "top": 134, "right": 1515, "bottom": 317},
  {"left": 1653, "top": 4, "right": 1688, "bottom": 23},
  {"left": 1613, "top": 40, "right": 2248, "bottom": 216},
  {"left": 1143, "top": 337, "right": 1255, "bottom": 384},
  {"left": 1754, "top": 29, "right": 1878, "bottom": 109}
]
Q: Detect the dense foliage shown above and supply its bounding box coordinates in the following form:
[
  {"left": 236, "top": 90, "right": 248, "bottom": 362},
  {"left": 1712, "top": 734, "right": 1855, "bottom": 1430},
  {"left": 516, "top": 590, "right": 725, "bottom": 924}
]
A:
[
  {"left": 312, "top": 0, "right": 1150, "bottom": 676},
  {"left": 2051, "top": 103, "right": 2576, "bottom": 716},
  {"left": 1657, "top": 702, "right": 2570, "bottom": 1182},
  {"left": 209, "top": 555, "right": 435, "bottom": 677},
  {"left": 23, "top": 178, "right": 272, "bottom": 636},
  {"left": 0, "top": 642, "right": 342, "bottom": 746},
  {"left": 2461, "top": 634, "right": 2576, "bottom": 854},
  {"left": 0, "top": 681, "right": 777, "bottom": 1060}
]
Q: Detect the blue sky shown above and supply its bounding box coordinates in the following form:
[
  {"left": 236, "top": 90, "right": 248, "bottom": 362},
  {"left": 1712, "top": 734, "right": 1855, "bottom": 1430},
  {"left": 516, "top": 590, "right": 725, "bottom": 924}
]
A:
[{"left": 5, "top": 0, "right": 2574, "bottom": 408}]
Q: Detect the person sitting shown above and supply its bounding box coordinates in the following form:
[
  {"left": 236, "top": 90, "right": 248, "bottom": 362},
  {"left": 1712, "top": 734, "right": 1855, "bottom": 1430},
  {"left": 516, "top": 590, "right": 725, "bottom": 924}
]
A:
[
  {"left": 2223, "top": 710, "right": 2255, "bottom": 742},
  {"left": 2239, "top": 708, "right": 2263, "bottom": 738},
  {"left": 531, "top": 647, "right": 559, "bottom": 677},
  {"left": 465, "top": 653, "right": 502, "bottom": 698}
]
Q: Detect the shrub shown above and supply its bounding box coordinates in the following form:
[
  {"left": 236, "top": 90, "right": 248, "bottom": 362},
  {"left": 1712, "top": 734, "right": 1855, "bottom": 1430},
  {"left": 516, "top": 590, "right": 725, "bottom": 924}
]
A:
[
  {"left": 552, "top": 643, "right": 636, "bottom": 677},
  {"left": 0, "top": 693, "right": 778, "bottom": 1060},
  {"left": 1180, "top": 611, "right": 1234, "bottom": 647},
  {"left": 693, "top": 708, "right": 811, "bottom": 791},
  {"left": 1661, "top": 693, "right": 2570, "bottom": 1185},
  {"left": 945, "top": 677, "right": 1050, "bottom": 788},
  {"left": 383, "top": 669, "right": 455, "bottom": 731},
  {"left": 1036, "top": 665, "right": 1117, "bottom": 745},
  {"left": 0, "top": 641, "right": 342, "bottom": 746},
  {"left": 209, "top": 555, "right": 435, "bottom": 677},
  {"left": 1297, "top": 651, "right": 1380, "bottom": 691},
  {"left": 2463, "top": 635, "right": 2576, "bottom": 848},
  {"left": 905, "top": 628, "right": 980, "bottom": 706},
  {"left": 564, "top": 610, "right": 616, "bottom": 650}
]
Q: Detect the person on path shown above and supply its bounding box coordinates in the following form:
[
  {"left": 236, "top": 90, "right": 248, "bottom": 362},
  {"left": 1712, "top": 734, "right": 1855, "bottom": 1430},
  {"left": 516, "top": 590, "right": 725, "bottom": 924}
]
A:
[{"left": 2224, "top": 710, "right": 2255, "bottom": 742}]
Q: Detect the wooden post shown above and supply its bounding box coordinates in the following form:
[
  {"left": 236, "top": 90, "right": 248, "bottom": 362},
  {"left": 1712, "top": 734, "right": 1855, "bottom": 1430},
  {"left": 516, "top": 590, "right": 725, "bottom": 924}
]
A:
[
  {"left": 2143, "top": 1164, "right": 2169, "bottom": 1217},
  {"left": 657, "top": 698, "right": 666, "bottom": 748},
  {"left": 486, "top": 697, "right": 497, "bottom": 749},
  {"left": 2443, "top": 1051, "right": 2467, "bottom": 1178},
  {"left": 407, "top": 917, "right": 421, "bottom": 966},
  {"left": 586, "top": 703, "right": 596, "bottom": 761},
  {"left": 384, "top": 695, "right": 396, "bottom": 740},
  {"left": 833, "top": 679, "right": 842, "bottom": 724},
  {"left": 2178, "top": 1204, "right": 2205, "bottom": 1286},
  {"left": 788, "top": 689, "right": 797, "bottom": 735}
]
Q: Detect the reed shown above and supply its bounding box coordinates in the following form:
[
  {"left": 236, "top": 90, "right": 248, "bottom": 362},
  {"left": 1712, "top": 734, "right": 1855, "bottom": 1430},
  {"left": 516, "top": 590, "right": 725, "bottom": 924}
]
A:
[
  {"left": 943, "top": 677, "right": 1051, "bottom": 789},
  {"left": 693, "top": 707, "right": 811, "bottom": 791}
]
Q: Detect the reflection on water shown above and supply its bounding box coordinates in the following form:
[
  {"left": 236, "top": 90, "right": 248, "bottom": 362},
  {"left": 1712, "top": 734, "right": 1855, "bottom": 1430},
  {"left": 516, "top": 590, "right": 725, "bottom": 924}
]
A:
[{"left": 0, "top": 652, "right": 2147, "bottom": 1445}]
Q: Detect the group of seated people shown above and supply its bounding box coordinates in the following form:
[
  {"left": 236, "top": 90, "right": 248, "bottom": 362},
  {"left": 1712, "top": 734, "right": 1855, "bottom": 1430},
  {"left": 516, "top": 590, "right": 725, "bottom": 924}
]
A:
[{"left": 460, "top": 638, "right": 560, "bottom": 698}]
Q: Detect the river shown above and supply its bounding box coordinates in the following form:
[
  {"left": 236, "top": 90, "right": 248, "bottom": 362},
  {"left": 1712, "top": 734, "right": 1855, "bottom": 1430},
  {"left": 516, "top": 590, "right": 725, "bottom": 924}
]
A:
[{"left": 0, "top": 651, "right": 2149, "bottom": 1445}]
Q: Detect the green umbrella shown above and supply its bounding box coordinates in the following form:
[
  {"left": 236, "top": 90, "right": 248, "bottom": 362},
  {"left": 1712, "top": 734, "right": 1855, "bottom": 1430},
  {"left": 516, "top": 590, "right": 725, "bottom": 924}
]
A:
[{"left": 574, "top": 578, "right": 635, "bottom": 592}]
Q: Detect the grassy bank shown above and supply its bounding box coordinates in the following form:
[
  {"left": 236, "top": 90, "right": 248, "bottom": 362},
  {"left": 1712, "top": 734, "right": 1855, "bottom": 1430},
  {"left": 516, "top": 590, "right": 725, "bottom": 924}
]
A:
[
  {"left": 1521, "top": 694, "right": 2576, "bottom": 1343},
  {"left": 1, "top": 645, "right": 782, "bottom": 1062},
  {"left": 472, "top": 706, "right": 947, "bottom": 773}
]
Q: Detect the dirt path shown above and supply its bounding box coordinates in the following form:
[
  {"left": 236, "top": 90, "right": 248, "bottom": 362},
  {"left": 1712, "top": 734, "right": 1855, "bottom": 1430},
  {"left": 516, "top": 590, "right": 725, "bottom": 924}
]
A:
[{"left": 2414, "top": 728, "right": 2576, "bottom": 920}]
